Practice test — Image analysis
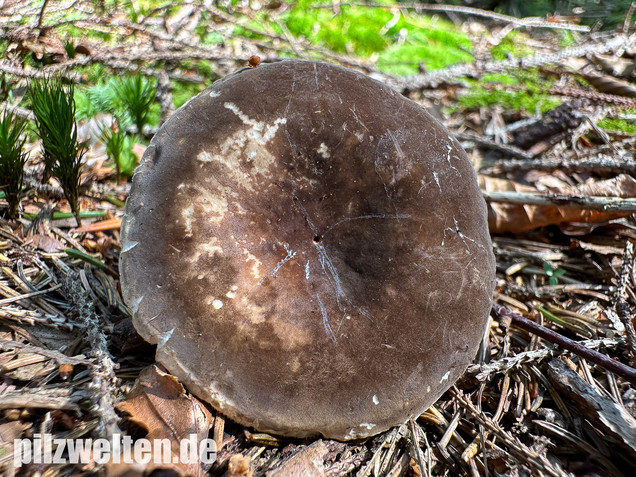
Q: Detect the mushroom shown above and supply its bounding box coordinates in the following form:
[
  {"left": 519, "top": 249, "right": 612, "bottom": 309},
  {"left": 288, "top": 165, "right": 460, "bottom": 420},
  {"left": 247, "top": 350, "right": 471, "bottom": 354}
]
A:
[{"left": 120, "top": 60, "right": 496, "bottom": 440}]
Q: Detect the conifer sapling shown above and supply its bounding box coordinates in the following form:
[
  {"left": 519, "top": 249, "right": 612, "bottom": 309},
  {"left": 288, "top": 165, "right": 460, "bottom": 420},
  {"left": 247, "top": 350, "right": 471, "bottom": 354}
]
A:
[
  {"left": 0, "top": 110, "right": 28, "bottom": 219},
  {"left": 29, "top": 77, "right": 85, "bottom": 226}
]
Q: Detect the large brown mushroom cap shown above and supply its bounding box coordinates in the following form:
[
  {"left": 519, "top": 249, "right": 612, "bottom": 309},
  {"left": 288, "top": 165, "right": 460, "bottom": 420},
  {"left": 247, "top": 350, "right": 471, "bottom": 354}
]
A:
[{"left": 120, "top": 60, "right": 495, "bottom": 440}]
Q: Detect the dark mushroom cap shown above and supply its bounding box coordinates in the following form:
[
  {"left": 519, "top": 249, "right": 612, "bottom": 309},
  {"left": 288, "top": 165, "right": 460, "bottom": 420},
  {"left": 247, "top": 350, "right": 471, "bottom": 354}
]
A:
[{"left": 120, "top": 60, "right": 495, "bottom": 440}]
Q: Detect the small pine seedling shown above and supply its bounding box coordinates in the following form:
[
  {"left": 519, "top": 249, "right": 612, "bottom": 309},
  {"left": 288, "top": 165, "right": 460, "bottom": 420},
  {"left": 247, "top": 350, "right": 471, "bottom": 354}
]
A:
[
  {"left": 101, "top": 119, "right": 127, "bottom": 182},
  {"left": 543, "top": 262, "right": 566, "bottom": 286},
  {"left": 0, "top": 110, "right": 28, "bottom": 219},
  {"left": 29, "top": 77, "right": 86, "bottom": 226},
  {"left": 112, "top": 74, "right": 156, "bottom": 136}
]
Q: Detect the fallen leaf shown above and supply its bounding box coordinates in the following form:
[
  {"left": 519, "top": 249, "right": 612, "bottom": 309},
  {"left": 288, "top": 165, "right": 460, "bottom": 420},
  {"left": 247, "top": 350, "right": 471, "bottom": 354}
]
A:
[
  {"left": 29, "top": 234, "right": 65, "bottom": 253},
  {"left": 115, "top": 365, "right": 213, "bottom": 476},
  {"left": 0, "top": 420, "right": 31, "bottom": 472},
  {"left": 228, "top": 454, "right": 252, "bottom": 477},
  {"left": 265, "top": 440, "right": 329, "bottom": 477},
  {"left": 481, "top": 174, "right": 636, "bottom": 234}
]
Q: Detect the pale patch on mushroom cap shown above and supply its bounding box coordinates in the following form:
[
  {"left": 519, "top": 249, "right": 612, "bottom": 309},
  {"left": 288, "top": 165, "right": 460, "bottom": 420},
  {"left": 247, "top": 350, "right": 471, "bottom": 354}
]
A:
[{"left": 120, "top": 60, "right": 496, "bottom": 440}]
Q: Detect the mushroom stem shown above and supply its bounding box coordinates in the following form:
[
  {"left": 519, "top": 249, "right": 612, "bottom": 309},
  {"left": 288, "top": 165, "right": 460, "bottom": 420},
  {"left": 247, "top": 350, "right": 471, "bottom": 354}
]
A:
[{"left": 492, "top": 303, "right": 636, "bottom": 385}]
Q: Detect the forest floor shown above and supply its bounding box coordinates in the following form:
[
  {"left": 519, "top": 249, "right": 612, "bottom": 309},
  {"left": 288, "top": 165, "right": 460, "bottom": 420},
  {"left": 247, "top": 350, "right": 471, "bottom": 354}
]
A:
[{"left": 2, "top": 1, "right": 636, "bottom": 476}]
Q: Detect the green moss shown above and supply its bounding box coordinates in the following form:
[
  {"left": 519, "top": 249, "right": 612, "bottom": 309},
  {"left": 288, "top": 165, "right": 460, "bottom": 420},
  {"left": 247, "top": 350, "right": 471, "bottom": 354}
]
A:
[
  {"left": 457, "top": 71, "right": 560, "bottom": 113},
  {"left": 172, "top": 82, "right": 205, "bottom": 108},
  {"left": 481, "top": 73, "right": 519, "bottom": 85},
  {"left": 124, "top": 0, "right": 178, "bottom": 23},
  {"left": 74, "top": 64, "right": 111, "bottom": 85},
  {"left": 59, "top": 24, "right": 112, "bottom": 42},
  {"left": 196, "top": 60, "right": 217, "bottom": 78},
  {"left": 560, "top": 30, "right": 576, "bottom": 47},
  {"left": 490, "top": 31, "right": 534, "bottom": 61},
  {"left": 459, "top": 88, "right": 560, "bottom": 113},
  {"left": 204, "top": 31, "right": 225, "bottom": 45},
  {"left": 598, "top": 110, "right": 636, "bottom": 134},
  {"left": 195, "top": 11, "right": 226, "bottom": 44},
  {"left": 282, "top": 1, "right": 472, "bottom": 75},
  {"left": 286, "top": 1, "right": 420, "bottom": 57}
]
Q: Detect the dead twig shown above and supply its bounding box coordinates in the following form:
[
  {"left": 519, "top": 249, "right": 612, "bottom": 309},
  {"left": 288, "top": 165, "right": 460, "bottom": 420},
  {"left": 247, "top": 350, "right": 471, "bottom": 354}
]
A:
[
  {"left": 456, "top": 133, "right": 533, "bottom": 160},
  {"left": 393, "top": 33, "right": 635, "bottom": 89},
  {"left": 482, "top": 189, "right": 636, "bottom": 212},
  {"left": 493, "top": 303, "right": 636, "bottom": 385},
  {"left": 480, "top": 154, "right": 636, "bottom": 175},
  {"left": 614, "top": 240, "right": 636, "bottom": 366}
]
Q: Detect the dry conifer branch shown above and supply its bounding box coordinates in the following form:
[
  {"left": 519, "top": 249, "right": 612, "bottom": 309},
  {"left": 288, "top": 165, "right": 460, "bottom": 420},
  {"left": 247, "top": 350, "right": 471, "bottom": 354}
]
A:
[
  {"left": 0, "top": 62, "right": 67, "bottom": 79},
  {"left": 492, "top": 303, "right": 636, "bottom": 385},
  {"left": 0, "top": 102, "right": 35, "bottom": 121},
  {"left": 482, "top": 190, "right": 636, "bottom": 212},
  {"left": 614, "top": 241, "right": 636, "bottom": 365},
  {"left": 456, "top": 133, "right": 534, "bottom": 160},
  {"left": 466, "top": 337, "right": 622, "bottom": 380},
  {"left": 58, "top": 266, "right": 120, "bottom": 439},
  {"left": 393, "top": 34, "right": 635, "bottom": 89},
  {"left": 547, "top": 358, "right": 636, "bottom": 456},
  {"left": 480, "top": 154, "right": 636, "bottom": 175}
]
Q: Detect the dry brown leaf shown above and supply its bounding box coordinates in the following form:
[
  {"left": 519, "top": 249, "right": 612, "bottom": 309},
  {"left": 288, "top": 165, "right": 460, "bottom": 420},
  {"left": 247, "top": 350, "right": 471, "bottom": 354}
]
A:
[
  {"left": 480, "top": 174, "right": 636, "bottom": 234},
  {"left": 29, "top": 234, "right": 66, "bottom": 253},
  {"left": 228, "top": 454, "right": 253, "bottom": 477},
  {"left": 265, "top": 440, "right": 329, "bottom": 477},
  {"left": 114, "top": 365, "right": 213, "bottom": 476},
  {"left": 0, "top": 420, "right": 31, "bottom": 472}
]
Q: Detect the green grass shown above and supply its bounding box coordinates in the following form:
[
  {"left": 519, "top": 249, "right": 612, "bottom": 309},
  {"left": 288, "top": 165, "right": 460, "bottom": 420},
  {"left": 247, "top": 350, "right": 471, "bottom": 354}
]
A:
[{"left": 23, "top": 210, "right": 106, "bottom": 221}]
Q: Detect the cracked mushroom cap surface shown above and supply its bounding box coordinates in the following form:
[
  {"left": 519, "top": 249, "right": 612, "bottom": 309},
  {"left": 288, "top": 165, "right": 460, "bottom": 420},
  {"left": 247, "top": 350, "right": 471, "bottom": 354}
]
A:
[{"left": 120, "top": 60, "right": 496, "bottom": 440}]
